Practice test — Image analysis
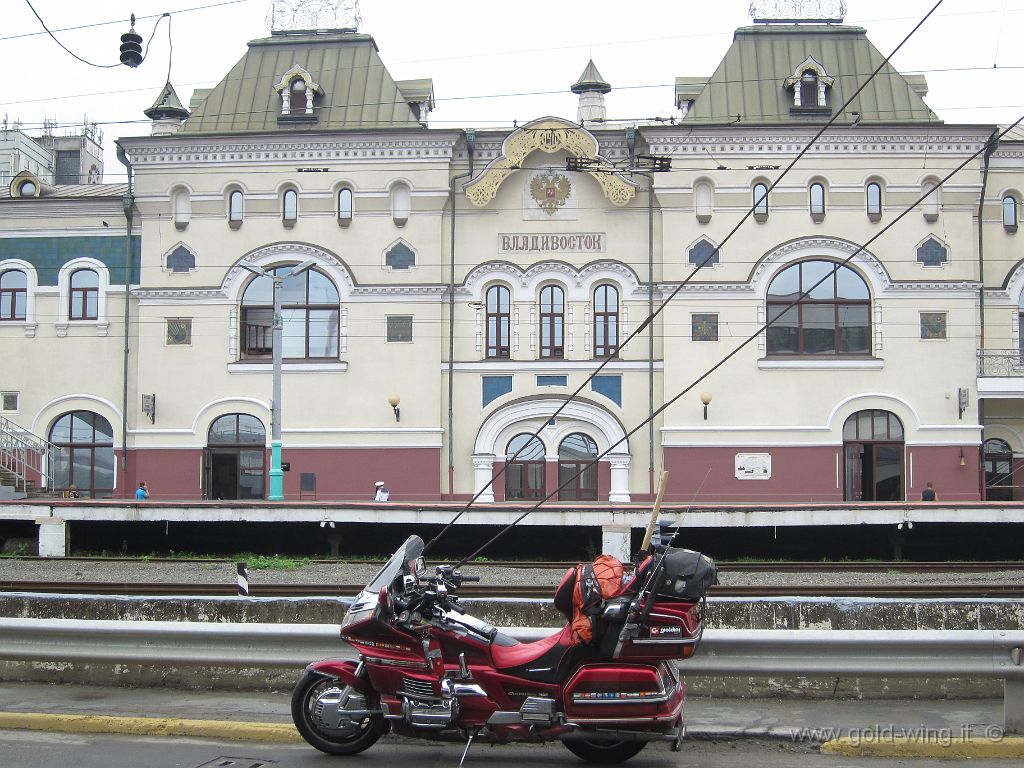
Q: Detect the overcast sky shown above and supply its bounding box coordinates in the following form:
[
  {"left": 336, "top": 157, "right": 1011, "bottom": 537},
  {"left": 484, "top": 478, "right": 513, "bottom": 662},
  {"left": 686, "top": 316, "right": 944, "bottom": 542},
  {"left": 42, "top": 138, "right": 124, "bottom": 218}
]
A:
[{"left": 4, "top": 0, "right": 1023, "bottom": 181}]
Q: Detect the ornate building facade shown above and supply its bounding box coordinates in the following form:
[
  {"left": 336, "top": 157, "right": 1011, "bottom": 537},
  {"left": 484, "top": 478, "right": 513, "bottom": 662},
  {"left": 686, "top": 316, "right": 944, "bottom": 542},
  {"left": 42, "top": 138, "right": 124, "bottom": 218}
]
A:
[{"left": 2, "top": 11, "right": 1021, "bottom": 505}]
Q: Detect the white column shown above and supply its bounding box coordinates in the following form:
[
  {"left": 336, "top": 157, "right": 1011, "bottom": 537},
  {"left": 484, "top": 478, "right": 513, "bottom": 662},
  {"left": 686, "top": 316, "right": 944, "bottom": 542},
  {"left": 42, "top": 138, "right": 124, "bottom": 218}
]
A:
[
  {"left": 608, "top": 455, "right": 631, "bottom": 503},
  {"left": 601, "top": 524, "right": 631, "bottom": 562},
  {"left": 472, "top": 454, "right": 496, "bottom": 503},
  {"left": 36, "top": 517, "right": 68, "bottom": 558},
  {"left": 305, "top": 87, "right": 314, "bottom": 115}
]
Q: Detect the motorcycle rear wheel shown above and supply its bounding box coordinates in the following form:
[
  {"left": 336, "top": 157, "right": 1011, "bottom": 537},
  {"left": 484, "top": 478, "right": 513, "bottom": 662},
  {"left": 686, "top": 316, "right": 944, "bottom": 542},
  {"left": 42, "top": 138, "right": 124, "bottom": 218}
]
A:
[
  {"left": 563, "top": 739, "right": 646, "bottom": 763},
  {"left": 291, "top": 671, "right": 387, "bottom": 755}
]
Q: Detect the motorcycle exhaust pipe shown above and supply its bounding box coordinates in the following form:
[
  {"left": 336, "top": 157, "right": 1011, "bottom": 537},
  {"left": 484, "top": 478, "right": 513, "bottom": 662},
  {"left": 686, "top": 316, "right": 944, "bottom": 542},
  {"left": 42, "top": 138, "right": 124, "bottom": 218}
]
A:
[{"left": 557, "top": 726, "right": 683, "bottom": 744}]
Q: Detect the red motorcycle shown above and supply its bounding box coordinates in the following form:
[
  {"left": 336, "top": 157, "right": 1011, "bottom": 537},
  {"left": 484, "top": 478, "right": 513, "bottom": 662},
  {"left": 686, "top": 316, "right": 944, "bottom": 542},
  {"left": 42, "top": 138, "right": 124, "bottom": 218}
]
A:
[{"left": 291, "top": 534, "right": 716, "bottom": 763}]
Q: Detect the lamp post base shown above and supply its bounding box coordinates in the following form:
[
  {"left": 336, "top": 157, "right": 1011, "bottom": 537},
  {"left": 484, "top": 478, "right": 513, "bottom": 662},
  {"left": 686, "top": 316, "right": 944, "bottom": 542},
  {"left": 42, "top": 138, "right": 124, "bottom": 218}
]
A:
[{"left": 268, "top": 440, "right": 284, "bottom": 501}]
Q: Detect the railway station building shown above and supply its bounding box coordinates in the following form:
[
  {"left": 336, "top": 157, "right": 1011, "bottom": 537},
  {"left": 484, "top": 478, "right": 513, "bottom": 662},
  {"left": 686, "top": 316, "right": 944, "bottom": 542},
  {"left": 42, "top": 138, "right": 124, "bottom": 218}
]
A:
[{"left": 2, "top": 7, "right": 1022, "bottom": 507}]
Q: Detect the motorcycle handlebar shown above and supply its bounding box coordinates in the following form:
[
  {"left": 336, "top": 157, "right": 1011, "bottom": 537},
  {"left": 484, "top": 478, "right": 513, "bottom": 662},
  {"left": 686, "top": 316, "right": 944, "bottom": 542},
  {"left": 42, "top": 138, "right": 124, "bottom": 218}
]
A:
[{"left": 459, "top": 575, "right": 481, "bottom": 583}]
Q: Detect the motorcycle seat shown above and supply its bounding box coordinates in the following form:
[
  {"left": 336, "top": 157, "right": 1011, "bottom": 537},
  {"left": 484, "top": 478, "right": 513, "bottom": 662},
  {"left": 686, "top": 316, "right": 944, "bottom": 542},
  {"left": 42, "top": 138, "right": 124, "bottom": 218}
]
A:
[{"left": 489, "top": 623, "right": 574, "bottom": 671}]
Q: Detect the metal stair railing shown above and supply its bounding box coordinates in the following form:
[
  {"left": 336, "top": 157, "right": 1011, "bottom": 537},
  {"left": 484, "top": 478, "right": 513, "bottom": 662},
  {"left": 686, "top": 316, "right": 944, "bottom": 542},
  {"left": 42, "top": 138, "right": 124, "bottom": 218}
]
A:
[{"left": 0, "top": 414, "right": 56, "bottom": 494}]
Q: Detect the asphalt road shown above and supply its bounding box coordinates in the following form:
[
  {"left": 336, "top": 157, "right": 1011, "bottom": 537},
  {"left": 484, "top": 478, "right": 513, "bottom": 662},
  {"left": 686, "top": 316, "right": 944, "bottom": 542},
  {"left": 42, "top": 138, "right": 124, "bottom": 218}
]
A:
[{"left": 0, "top": 730, "right": 1018, "bottom": 768}]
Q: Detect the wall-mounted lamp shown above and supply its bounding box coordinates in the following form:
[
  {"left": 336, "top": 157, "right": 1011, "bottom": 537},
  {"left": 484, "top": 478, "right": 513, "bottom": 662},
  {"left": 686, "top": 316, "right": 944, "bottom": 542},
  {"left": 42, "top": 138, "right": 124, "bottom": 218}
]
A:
[
  {"left": 388, "top": 394, "right": 401, "bottom": 422},
  {"left": 700, "top": 391, "right": 712, "bottom": 420},
  {"left": 959, "top": 447, "right": 966, "bottom": 467}
]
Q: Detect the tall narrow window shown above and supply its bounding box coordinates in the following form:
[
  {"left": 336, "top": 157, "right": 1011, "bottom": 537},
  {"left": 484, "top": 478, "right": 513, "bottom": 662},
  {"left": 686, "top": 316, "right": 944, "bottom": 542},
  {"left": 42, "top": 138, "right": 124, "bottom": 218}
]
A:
[
  {"left": 283, "top": 188, "right": 298, "bottom": 226},
  {"left": 173, "top": 188, "right": 191, "bottom": 230},
  {"left": 809, "top": 182, "right": 826, "bottom": 220},
  {"left": 800, "top": 70, "right": 819, "bottom": 107},
  {"left": 594, "top": 284, "right": 619, "bottom": 358},
  {"left": 338, "top": 187, "right": 353, "bottom": 227},
  {"left": 866, "top": 182, "right": 882, "bottom": 221},
  {"left": 0, "top": 269, "right": 27, "bottom": 321},
  {"left": 922, "top": 180, "right": 940, "bottom": 222},
  {"left": 505, "top": 434, "right": 546, "bottom": 500},
  {"left": 753, "top": 182, "right": 769, "bottom": 219},
  {"left": 228, "top": 189, "right": 244, "bottom": 228},
  {"left": 391, "top": 182, "right": 411, "bottom": 226},
  {"left": 1004, "top": 195, "right": 1019, "bottom": 232},
  {"left": 558, "top": 432, "right": 598, "bottom": 501},
  {"left": 289, "top": 77, "right": 307, "bottom": 115},
  {"left": 69, "top": 269, "right": 99, "bottom": 321},
  {"left": 49, "top": 410, "right": 115, "bottom": 498},
  {"left": 694, "top": 180, "right": 713, "bottom": 223},
  {"left": 486, "top": 285, "right": 511, "bottom": 359},
  {"left": 539, "top": 284, "right": 564, "bottom": 359}
]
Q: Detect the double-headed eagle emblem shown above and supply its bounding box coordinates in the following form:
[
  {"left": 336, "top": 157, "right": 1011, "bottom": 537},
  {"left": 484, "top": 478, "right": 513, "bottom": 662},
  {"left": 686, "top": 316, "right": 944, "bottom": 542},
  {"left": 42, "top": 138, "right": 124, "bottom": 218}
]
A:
[{"left": 530, "top": 172, "right": 572, "bottom": 216}]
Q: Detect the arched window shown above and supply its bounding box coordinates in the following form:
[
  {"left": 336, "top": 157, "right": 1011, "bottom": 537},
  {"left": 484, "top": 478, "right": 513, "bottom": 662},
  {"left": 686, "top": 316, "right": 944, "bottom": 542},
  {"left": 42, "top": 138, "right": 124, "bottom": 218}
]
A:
[
  {"left": 800, "top": 70, "right": 819, "bottom": 107},
  {"left": 485, "top": 284, "right": 511, "bottom": 359},
  {"left": 1004, "top": 195, "right": 1019, "bottom": 232},
  {"left": 69, "top": 268, "right": 99, "bottom": 320},
  {"left": 0, "top": 269, "right": 27, "bottom": 321},
  {"left": 205, "top": 413, "right": 266, "bottom": 500},
  {"left": 767, "top": 260, "right": 870, "bottom": 356},
  {"left": 18, "top": 180, "right": 37, "bottom": 197},
  {"left": 843, "top": 410, "right": 904, "bottom": 501},
  {"left": 984, "top": 438, "right": 1014, "bottom": 501},
  {"left": 753, "top": 182, "right": 769, "bottom": 219},
  {"left": 337, "top": 187, "right": 354, "bottom": 226},
  {"left": 505, "top": 434, "right": 545, "bottom": 500},
  {"left": 49, "top": 410, "right": 115, "bottom": 498},
  {"left": 172, "top": 188, "right": 190, "bottom": 230},
  {"left": 866, "top": 182, "right": 882, "bottom": 220},
  {"left": 289, "top": 77, "right": 307, "bottom": 115},
  {"left": 594, "top": 284, "right": 619, "bottom": 358},
  {"left": 282, "top": 188, "right": 298, "bottom": 225},
  {"left": 558, "top": 432, "right": 598, "bottom": 501},
  {"left": 694, "top": 180, "right": 713, "bottom": 223},
  {"left": 228, "top": 189, "right": 244, "bottom": 228},
  {"left": 240, "top": 265, "right": 339, "bottom": 359},
  {"left": 809, "top": 182, "right": 826, "bottom": 220},
  {"left": 539, "top": 284, "right": 564, "bottom": 359},
  {"left": 391, "top": 182, "right": 411, "bottom": 226}
]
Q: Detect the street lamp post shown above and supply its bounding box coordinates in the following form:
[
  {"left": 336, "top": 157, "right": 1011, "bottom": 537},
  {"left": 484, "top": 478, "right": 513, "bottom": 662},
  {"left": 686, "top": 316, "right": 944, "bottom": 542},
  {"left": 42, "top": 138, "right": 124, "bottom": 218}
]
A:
[{"left": 241, "top": 258, "right": 316, "bottom": 501}]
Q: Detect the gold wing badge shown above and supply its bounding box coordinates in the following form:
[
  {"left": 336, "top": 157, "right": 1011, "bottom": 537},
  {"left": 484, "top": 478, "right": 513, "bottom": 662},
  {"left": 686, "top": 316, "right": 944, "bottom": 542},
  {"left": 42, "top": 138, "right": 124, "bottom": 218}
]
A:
[{"left": 530, "top": 172, "right": 572, "bottom": 216}]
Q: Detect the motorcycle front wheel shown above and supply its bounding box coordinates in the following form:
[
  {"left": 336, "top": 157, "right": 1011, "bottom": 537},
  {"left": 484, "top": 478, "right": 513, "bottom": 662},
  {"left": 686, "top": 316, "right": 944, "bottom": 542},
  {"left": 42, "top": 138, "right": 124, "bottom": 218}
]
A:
[
  {"left": 564, "top": 739, "right": 646, "bottom": 763},
  {"left": 291, "top": 671, "right": 387, "bottom": 755}
]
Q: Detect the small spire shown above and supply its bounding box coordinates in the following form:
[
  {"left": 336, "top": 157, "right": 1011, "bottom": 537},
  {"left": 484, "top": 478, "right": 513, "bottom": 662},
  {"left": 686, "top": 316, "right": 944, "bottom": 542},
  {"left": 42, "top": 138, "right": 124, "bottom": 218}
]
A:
[
  {"left": 571, "top": 60, "right": 611, "bottom": 95},
  {"left": 144, "top": 81, "right": 190, "bottom": 121}
]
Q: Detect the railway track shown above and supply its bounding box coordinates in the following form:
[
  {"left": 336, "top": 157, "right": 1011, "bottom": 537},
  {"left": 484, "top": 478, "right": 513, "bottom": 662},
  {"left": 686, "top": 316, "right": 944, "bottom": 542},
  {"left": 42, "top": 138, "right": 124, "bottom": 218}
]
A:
[{"left": 3, "top": 581, "right": 1023, "bottom": 599}]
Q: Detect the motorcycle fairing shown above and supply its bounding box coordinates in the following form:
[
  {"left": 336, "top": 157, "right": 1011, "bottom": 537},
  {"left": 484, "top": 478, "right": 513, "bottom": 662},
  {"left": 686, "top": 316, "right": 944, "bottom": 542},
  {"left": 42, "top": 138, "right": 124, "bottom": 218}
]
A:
[{"left": 305, "top": 659, "right": 368, "bottom": 692}]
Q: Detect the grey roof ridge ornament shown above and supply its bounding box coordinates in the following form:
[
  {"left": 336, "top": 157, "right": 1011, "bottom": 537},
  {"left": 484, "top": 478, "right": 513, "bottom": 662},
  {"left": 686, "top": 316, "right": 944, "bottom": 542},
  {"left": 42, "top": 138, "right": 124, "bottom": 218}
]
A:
[
  {"left": 267, "top": 0, "right": 361, "bottom": 32},
  {"left": 750, "top": 0, "right": 847, "bottom": 24}
]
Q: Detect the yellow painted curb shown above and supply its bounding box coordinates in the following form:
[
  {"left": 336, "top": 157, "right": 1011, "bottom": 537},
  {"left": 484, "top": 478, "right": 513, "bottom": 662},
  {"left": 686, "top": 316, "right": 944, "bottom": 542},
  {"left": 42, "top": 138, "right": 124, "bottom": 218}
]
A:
[
  {"left": 821, "top": 735, "right": 1024, "bottom": 759},
  {"left": 0, "top": 712, "right": 303, "bottom": 743}
]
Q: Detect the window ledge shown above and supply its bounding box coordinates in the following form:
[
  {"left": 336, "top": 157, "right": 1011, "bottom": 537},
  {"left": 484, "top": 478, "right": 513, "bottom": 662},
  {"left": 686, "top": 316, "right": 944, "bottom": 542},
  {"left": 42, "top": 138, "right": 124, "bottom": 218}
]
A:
[
  {"left": 759, "top": 357, "right": 882, "bottom": 370},
  {"left": 228, "top": 361, "right": 348, "bottom": 374}
]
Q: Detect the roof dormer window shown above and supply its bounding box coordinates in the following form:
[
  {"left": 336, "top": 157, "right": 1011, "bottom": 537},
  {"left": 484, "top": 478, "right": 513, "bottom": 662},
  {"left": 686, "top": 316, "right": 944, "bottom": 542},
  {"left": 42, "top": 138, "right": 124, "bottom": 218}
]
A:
[
  {"left": 785, "top": 56, "right": 833, "bottom": 113},
  {"left": 273, "top": 65, "right": 322, "bottom": 124}
]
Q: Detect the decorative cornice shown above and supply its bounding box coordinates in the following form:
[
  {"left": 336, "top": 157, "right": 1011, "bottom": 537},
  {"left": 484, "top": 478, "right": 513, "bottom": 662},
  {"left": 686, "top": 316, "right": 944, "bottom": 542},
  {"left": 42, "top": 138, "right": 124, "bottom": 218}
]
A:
[{"left": 459, "top": 259, "right": 645, "bottom": 299}]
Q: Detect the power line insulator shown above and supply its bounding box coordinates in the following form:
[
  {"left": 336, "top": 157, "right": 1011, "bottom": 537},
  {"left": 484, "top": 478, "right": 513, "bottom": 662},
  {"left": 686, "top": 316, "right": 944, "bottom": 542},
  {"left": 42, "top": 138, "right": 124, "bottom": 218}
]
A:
[{"left": 120, "top": 15, "right": 143, "bottom": 68}]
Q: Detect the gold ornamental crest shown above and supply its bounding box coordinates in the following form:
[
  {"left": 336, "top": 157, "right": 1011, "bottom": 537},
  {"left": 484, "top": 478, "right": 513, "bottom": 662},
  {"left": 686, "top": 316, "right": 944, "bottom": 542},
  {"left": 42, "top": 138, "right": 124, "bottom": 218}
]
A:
[{"left": 530, "top": 172, "right": 572, "bottom": 216}]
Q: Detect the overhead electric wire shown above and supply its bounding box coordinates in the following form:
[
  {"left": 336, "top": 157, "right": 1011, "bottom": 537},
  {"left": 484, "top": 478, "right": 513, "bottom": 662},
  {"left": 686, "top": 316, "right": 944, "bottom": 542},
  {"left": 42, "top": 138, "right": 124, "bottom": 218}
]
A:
[{"left": 426, "top": 0, "right": 948, "bottom": 559}]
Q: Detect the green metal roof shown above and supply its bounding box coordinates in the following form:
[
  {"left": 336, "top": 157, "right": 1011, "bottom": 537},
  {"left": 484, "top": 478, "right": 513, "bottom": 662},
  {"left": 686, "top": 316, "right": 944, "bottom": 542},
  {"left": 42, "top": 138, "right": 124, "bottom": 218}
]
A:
[
  {"left": 181, "top": 30, "right": 425, "bottom": 134},
  {"left": 679, "top": 25, "right": 940, "bottom": 126},
  {"left": 571, "top": 60, "right": 611, "bottom": 94}
]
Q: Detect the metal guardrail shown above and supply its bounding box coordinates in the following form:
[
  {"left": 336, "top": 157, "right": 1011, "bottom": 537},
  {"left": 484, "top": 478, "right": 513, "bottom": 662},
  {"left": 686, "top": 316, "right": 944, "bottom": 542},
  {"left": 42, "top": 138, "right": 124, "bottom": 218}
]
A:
[
  {"left": 0, "top": 414, "right": 55, "bottom": 494},
  {"left": 979, "top": 349, "right": 1024, "bottom": 377},
  {"left": 0, "top": 619, "right": 1022, "bottom": 730}
]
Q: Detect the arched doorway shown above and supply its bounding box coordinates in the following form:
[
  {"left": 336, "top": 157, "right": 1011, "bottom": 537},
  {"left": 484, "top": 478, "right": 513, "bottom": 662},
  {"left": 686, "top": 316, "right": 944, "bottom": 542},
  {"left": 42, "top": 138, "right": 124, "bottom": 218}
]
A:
[
  {"left": 204, "top": 414, "right": 266, "bottom": 500},
  {"left": 558, "top": 432, "right": 599, "bottom": 501},
  {"left": 49, "top": 410, "right": 115, "bottom": 498},
  {"left": 505, "top": 434, "right": 545, "bottom": 499},
  {"left": 843, "top": 410, "right": 904, "bottom": 501},
  {"left": 983, "top": 438, "right": 1014, "bottom": 501}
]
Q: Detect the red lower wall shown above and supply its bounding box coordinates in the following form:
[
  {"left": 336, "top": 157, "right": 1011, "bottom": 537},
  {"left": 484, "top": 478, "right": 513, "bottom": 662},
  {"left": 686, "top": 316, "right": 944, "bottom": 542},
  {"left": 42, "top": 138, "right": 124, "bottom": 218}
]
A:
[{"left": 662, "top": 445, "right": 981, "bottom": 503}]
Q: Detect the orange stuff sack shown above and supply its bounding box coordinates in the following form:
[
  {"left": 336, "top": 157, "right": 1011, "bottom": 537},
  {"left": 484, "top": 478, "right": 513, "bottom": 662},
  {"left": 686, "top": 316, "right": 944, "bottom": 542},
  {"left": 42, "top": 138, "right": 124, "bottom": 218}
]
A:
[{"left": 569, "top": 554, "right": 624, "bottom": 645}]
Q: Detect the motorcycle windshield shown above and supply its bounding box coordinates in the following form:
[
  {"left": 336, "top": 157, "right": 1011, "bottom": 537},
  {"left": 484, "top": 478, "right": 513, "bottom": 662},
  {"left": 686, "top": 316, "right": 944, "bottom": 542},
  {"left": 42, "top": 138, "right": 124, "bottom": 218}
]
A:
[{"left": 343, "top": 535, "right": 425, "bottom": 627}]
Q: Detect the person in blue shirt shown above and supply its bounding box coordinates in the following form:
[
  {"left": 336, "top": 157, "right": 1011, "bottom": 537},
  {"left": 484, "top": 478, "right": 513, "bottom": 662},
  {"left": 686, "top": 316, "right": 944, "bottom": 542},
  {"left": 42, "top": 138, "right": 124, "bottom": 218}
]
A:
[{"left": 135, "top": 482, "right": 150, "bottom": 500}]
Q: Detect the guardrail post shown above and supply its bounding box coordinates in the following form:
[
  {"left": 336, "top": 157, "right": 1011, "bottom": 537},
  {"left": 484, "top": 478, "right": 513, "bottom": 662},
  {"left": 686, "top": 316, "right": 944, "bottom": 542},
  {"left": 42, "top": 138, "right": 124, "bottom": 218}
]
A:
[{"left": 1008, "top": 678, "right": 1024, "bottom": 733}]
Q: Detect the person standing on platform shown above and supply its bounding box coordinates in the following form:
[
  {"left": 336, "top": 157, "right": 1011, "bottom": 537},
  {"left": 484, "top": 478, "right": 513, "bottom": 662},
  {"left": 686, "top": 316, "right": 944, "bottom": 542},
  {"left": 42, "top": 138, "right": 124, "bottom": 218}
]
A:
[
  {"left": 373, "top": 481, "right": 390, "bottom": 502},
  {"left": 921, "top": 482, "right": 937, "bottom": 501},
  {"left": 136, "top": 482, "right": 150, "bottom": 500}
]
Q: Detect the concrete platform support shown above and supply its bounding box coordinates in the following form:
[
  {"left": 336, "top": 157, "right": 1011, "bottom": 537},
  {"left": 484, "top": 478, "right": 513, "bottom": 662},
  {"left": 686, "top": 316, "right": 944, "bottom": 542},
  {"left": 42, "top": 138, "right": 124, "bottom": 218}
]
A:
[
  {"left": 36, "top": 518, "right": 68, "bottom": 558},
  {"left": 602, "top": 523, "right": 631, "bottom": 562},
  {"left": 1007, "top": 678, "right": 1024, "bottom": 733}
]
